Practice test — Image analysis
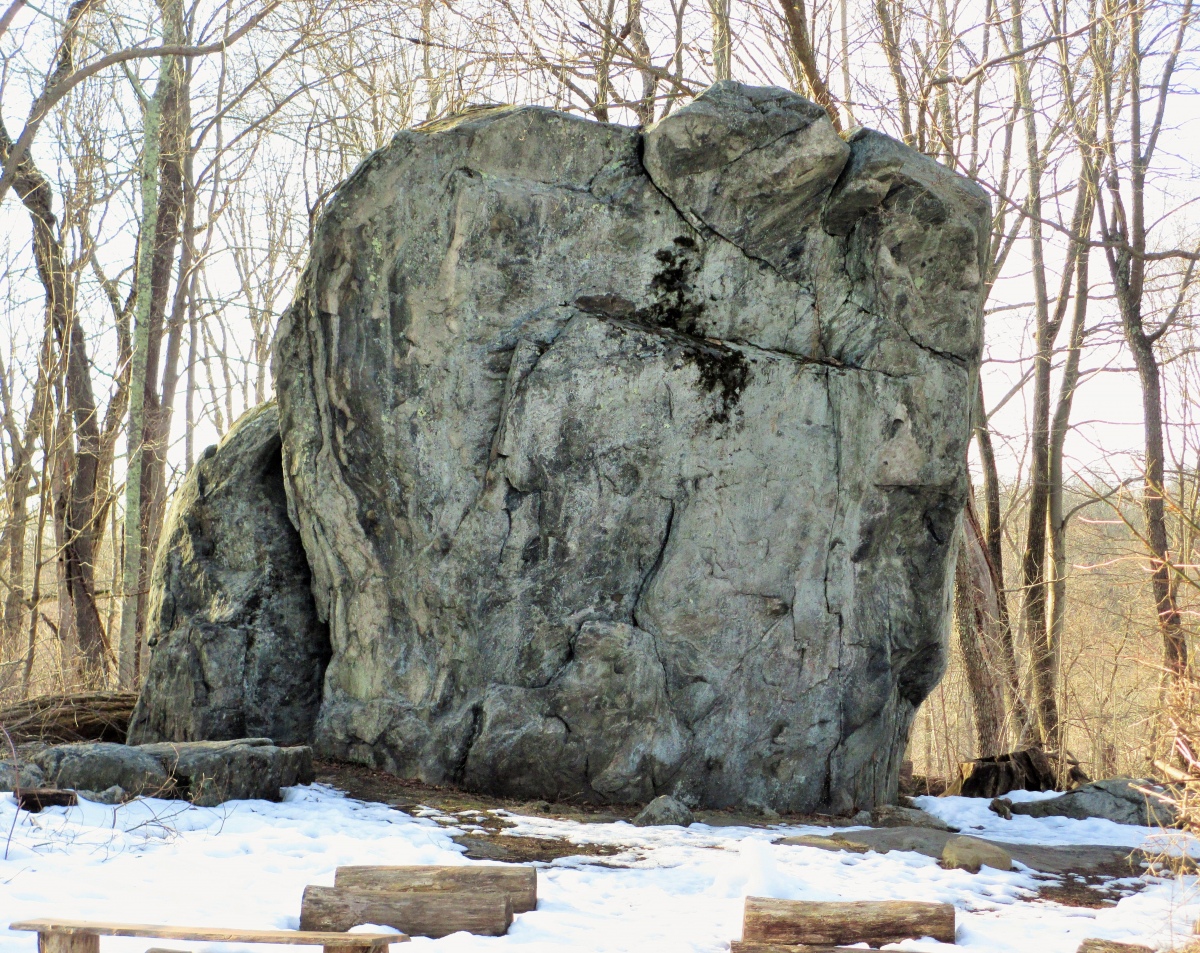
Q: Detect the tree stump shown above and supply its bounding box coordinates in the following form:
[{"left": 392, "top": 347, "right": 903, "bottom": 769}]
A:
[{"left": 952, "top": 747, "right": 1057, "bottom": 798}]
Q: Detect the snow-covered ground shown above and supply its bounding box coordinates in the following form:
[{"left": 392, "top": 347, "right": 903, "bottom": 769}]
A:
[{"left": 0, "top": 784, "right": 1196, "bottom": 953}]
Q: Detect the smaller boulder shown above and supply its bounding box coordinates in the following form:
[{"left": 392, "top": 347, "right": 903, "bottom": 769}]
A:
[
  {"left": 0, "top": 761, "right": 45, "bottom": 791},
  {"left": 32, "top": 743, "right": 173, "bottom": 797},
  {"left": 632, "top": 795, "right": 694, "bottom": 827},
  {"left": 989, "top": 797, "right": 1013, "bottom": 820},
  {"left": 941, "top": 834, "right": 1013, "bottom": 873},
  {"left": 870, "top": 804, "right": 953, "bottom": 831},
  {"left": 137, "top": 738, "right": 314, "bottom": 807},
  {"left": 1010, "top": 779, "right": 1177, "bottom": 827}
]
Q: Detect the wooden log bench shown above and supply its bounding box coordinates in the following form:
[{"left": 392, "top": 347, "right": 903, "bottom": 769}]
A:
[
  {"left": 300, "top": 887, "right": 511, "bottom": 939},
  {"left": 9, "top": 919, "right": 407, "bottom": 953},
  {"left": 334, "top": 866, "right": 537, "bottom": 913},
  {"left": 740, "top": 899, "right": 957, "bottom": 948}
]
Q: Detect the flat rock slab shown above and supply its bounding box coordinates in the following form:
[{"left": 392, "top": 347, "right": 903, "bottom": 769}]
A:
[
  {"left": 20, "top": 739, "right": 313, "bottom": 806},
  {"left": 777, "top": 826, "right": 1145, "bottom": 877}
]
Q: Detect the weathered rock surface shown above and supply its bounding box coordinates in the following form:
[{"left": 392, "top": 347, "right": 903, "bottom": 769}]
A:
[
  {"left": 136, "top": 738, "right": 315, "bottom": 806},
  {"left": 274, "top": 81, "right": 988, "bottom": 812},
  {"left": 0, "top": 761, "right": 45, "bottom": 790},
  {"left": 870, "top": 804, "right": 953, "bottom": 831},
  {"left": 941, "top": 834, "right": 1012, "bottom": 872},
  {"left": 23, "top": 739, "right": 312, "bottom": 806},
  {"left": 633, "top": 794, "right": 694, "bottom": 827},
  {"left": 33, "top": 742, "right": 173, "bottom": 796},
  {"left": 129, "top": 402, "right": 330, "bottom": 747},
  {"left": 1009, "top": 779, "right": 1178, "bottom": 827}
]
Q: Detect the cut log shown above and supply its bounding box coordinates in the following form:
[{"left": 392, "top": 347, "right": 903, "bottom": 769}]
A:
[
  {"left": 335, "top": 865, "right": 536, "bottom": 913},
  {"left": 18, "top": 789, "right": 78, "bottom": 812},
  {"left": 729, "top": 943, "right": 867, "bottom": 952},
  {"left": 300, "top": 886, "right": 512, "bottom": 938},
  {"left": 741, "top": 899, "right": 956, "bottom": 947},
  {"left": 1076, "top": 942, "right": 1153, "bottom": 953}
]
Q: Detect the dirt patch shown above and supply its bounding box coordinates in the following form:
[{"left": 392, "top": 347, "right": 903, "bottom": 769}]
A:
[
  {"left": 1034, "top": 871, "right": 1141, "bottom": 909},
  {"left": 312, "top": 758, "right": 852, "bottom": 830},
  {"left": 312, "top": 759, "right": 635, "bottom": 825},
  {"left": 454, "top": 833, "right": 629, "bottom": 864}
]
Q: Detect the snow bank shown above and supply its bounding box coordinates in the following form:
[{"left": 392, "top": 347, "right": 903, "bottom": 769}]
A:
[{"left": 0, "top": 785, "right": 1195, "bottom": 952}]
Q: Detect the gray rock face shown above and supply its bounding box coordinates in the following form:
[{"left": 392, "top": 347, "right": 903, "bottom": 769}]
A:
[
  {"left": 136, "top": 738, "right": 314, "bottom": 806},
  {"left": 0, "top": 761, "right": 45, "bottom": 791},
  {"left": 25, "top": 739, "right": 312, "bottom": 806},
  {"left": 274, "top": 81, "right": 988, "bottom": 812},
  {"left": 129, "top": 402, "right": 330, "bottom": 747},
  {"left": 32, "top": 742, "right": 173, "bottom": 797},
  {"left": 1010, "top": 779, "right": 1178, "bottom": 827},
  {"left": 633, "top": 794, "right": 695, "bottom": 827}
]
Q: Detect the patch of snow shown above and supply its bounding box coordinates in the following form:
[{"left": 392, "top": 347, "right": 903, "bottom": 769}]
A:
[{"left": 0, "top": 785, "right": 1194, "bottom": 953}]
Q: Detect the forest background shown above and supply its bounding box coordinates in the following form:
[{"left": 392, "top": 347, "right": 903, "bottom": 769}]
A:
[{"left": 0, "top": 0, "right": 1197, "bottom": 787}]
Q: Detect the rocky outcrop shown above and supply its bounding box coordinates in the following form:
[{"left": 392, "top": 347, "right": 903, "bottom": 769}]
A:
[
  {"left": 269, "top": 82, "right": 987, "bottom": 813},
  {"left": 1009, "top": 779, "right": 1178, "bottom": 827},
  {"left": 129, "top": 403, "right": 330, "bottom": 746}
]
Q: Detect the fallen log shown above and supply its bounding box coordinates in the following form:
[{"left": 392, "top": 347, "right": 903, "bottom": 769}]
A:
[
  {"left": 335, "top": 866, "right": 536, "bottom": 913},
  {"left": 741, "top": 899, "right": 956, "bottom": 947},
  {"left": 300, "top": 885, "right": 512, "bottom": 938},
  {"left": 0, "top": 692, "right": 138, "bottom": 744},
  {"left": 1076, "top": 942, "right": 1153, "bottom": 953}
]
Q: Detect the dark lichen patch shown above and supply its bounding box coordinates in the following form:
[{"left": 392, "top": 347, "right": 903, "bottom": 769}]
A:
[
  {"left": 645, "top": 238, "right": 706, "bottom": 336},
  {"left": 686, "top": 342, "right": 750, "bottom": 424},
  {"left": 574, "top": 238, "right": 750, "bottom": 424}
]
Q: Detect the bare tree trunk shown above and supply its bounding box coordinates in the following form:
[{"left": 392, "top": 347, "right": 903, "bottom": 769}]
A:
[
  {"left": 627, "top": 0, "right": 658, "bottom": 124},
  {"left": 1097, "top": 0, "right": 1195, "bottom": 688},
  {"left": 956, "top": 498, "right": 1008, "bottom": 756},
  {"left": 120, "top": 0, "right": 188, "bottom": 686},
  {"left": 973, "top": 380, "right": 1034, "bottom": 743},
  {"left": 776, "top": 0, "right": 842, "bottom": 130},
  {"left": 707, "top": 0, "right": 732, "bottom": 81},
  {"left": 0, "top": 0, "right": 111, "bottom": 677}
]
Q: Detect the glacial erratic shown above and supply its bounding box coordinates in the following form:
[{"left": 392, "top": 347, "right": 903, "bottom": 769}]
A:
[{"left": 243, "top": 81, "right": 986, "bottom": 813}]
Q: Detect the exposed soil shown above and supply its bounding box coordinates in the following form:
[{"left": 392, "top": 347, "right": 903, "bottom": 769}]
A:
[{"left": 312, "top": 758, "right": 858, "bottom": 830}]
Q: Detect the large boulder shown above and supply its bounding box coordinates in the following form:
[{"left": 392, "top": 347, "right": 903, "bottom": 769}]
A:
[
  {"left": 273, "top": 81, "right": 988, "bottom": 812},
  {"left": 129, "top": 402, "right": 330, "bottom": 746}
]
